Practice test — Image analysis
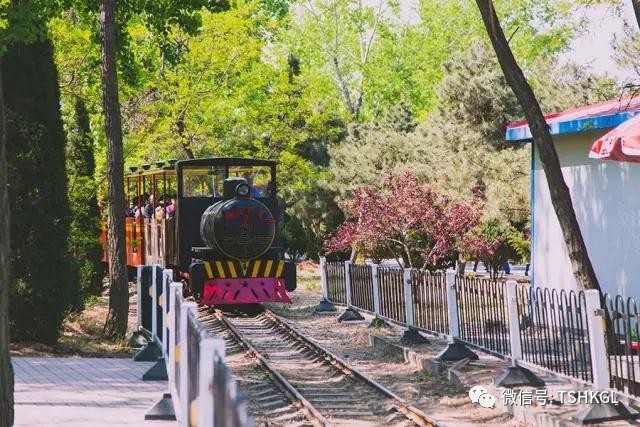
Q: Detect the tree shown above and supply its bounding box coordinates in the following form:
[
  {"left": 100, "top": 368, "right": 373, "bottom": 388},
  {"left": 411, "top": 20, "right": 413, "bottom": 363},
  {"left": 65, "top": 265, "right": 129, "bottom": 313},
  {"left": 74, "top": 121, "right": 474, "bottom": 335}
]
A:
[
  {"left": 475, "top": 0, "right": 601, "bottom": 291},
  {"left": 291, "top": 0, "right": 391, "bottom": 126},
  {"left": 67, "top": 97, "right": 105, "bottom": 304},
  {"left": 281, "top": 215, "right": 307, "bottom": 262},
  {"left": 100, "top": 0, "right": 129, "bottom": 339},
  {"left": 0, "top": 54, "right": 14, "bottom": 427},
  {"left": 459, "top": 219, "right": 514, "bottom": 279},
  {"left": 325, "top": 173, "right": 481, "bottom": 270},
  {"left": 4, "top": 36, "right": 78, "bottom": 344},
  {"left": 632, "top": 0, "right": 640, "bottom": 28}
]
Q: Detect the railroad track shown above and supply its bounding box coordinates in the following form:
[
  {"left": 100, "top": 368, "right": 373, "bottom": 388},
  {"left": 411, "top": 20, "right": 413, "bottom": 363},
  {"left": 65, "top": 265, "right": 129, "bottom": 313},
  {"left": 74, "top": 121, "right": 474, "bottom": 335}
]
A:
[
  {"left": 209, "top": 306, "right": 437, "bottom": 427},
  {"left": 197, "top": 308, "right": 314, "bottom": 426}
]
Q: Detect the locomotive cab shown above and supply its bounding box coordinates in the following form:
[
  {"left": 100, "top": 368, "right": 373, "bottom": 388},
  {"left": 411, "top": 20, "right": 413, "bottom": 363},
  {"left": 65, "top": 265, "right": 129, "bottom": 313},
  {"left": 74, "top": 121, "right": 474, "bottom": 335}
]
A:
[{"left": 176, "top": 158, "right": 296, "bottom": 305}]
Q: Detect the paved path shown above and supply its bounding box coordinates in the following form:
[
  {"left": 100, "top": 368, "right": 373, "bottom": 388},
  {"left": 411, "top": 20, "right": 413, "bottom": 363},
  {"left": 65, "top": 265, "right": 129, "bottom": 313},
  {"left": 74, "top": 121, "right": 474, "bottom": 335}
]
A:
[{"left": 13, "top": 357, "right": 176, "bottom": 427}]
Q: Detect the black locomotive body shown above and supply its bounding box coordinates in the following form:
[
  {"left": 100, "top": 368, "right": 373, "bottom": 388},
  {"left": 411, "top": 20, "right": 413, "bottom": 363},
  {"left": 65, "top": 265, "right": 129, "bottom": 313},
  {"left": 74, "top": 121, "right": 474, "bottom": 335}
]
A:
[
  {"left": 179, "top": 158, "right": 296, "bottom": 305},
  {"left": 107, "top": 157, "right": 296, "bottom": 305}
]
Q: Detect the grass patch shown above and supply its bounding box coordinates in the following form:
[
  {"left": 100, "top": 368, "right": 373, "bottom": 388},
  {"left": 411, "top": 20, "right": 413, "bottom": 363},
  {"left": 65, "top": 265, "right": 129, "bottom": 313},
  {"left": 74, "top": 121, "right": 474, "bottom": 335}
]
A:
[
  {"left": 298, "top": 275, "right": 321, "bottom": 291},
  {"left": 10, "top": 287, "right": 137, "bottom": 358}
]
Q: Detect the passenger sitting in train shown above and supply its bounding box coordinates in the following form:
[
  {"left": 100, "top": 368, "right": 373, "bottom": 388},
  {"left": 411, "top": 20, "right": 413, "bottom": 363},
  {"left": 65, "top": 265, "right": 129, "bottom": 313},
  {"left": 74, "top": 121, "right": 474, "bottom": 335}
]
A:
[
  {"left": 127, "top": 197, "right": 142, "bottom": 218},
  {"left": 155, "top": 198, "right": 165, "bottom": 220},
  {"left": 142, "top": 194, "right": 153, "bottom": 219},
  {"left": 165, "top": 195, "right": 176, "bottom": 218}
]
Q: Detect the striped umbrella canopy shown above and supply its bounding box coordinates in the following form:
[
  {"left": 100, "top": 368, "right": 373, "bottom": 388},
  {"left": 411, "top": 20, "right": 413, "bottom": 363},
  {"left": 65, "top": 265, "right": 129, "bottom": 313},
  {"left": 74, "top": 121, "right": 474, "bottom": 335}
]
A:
[{"left": 589, "top": 113, "right": 640, "bottom": 163}]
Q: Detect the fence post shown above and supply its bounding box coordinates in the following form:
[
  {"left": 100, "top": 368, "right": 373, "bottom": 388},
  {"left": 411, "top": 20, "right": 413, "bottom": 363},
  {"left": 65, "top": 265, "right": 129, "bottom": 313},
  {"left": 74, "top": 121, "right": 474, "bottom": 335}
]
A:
[
  {"left": 320, "top": 257, "right": 328, "bottom": 299},
  {"left": 344, "top": 260, "right": 352, "bottom": 307},
  {"left": 180, "top": 302, "right": 198, "bottom": 427},
  {"left": 446, "top": 271, "right": 459, "bottom": 339},
  {"left": 372, "top": 264, "right": 381, "bottom": 315},
  {"left": 168, "top": 282, "right": 181, "bottom": 392},
  {"left": 161, "top": 269, "right": 172, "bottom": 359},
  {"left": 134, "top": 266, "right": 163, "bottom": 363},
  {"left": 403, "top": 269, "right": 415, "bottom": 327},
  {"left": 436, "top": 270, "right": 477, "bottom": 361},
  {"left": 338, "top": 260, "right": 364, "bottom": 321},
  {"left": 151, "top": 266, "right": 158, "bottom": 340},
  {"left": 198, "top": 335, "right": 226, "bottom": 427},
  {"left": 367, "top": 263, "right": 387, "bottom": 328},
  {"left": 137, "top": 265, "right": 143, "bottom": 330},
  {"left": 495, "top": 281, "right": 544, "bottom": 387},
  {"left": 399, "top": 268, "right": 428, "bottom": 344},
  {"left": 315, "top": 257, "right": 336, "bottom": 312},
  {"left": 574, "top": 290, "right": 639, "bottom": 424},
  {"left": 142, "top": 265, "right": 171, "bottom": 381},
  {"left": 585, "top": 290, "right": 609, "bottom": 390},
  {"left": 144, "top": 276, "right": 178, "bottom": 421}
]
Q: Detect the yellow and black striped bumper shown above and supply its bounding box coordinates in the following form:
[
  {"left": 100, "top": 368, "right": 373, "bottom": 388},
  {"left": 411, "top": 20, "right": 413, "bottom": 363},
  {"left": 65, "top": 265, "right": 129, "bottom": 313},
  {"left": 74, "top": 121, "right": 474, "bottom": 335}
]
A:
[{"left": 202, "top": 259, "right": 286, "bottom": 279}]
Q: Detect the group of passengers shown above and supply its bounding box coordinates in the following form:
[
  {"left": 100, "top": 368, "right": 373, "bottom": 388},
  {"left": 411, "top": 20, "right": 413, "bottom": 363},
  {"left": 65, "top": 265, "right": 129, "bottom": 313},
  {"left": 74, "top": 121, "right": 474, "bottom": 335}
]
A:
[{"left": 126, "top": 194, "right": 176, "bottom": 220}]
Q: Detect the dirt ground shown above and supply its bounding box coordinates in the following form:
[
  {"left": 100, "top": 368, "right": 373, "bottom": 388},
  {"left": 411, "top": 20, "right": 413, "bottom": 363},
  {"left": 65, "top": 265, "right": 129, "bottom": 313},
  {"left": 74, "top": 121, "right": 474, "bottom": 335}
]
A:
[
  {"left": 268, "top": 263, "right": 526, "bottom": 427},
  {"left": 10, "top": 282, "right": 139, "bottom": 358}
]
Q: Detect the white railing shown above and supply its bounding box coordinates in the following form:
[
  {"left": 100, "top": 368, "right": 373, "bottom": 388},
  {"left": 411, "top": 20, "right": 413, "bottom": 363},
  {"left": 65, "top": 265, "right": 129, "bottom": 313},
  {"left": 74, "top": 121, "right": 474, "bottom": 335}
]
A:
[
  {"left": 320, "top": 258, "right": 615, "bottom": 402},
  {"left": 137, "top": 265, "right": 253, "bottom": 427}
]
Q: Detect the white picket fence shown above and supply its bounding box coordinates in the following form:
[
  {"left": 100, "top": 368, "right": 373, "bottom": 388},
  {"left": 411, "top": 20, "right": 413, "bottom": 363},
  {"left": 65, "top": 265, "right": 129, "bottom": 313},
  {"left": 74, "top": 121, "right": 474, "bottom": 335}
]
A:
[
  {"left": 320, "top": 258, "right": 612, "bottom": 396},
  {"left": 137, "top": 265, "right": 253, "bottom": 427}
]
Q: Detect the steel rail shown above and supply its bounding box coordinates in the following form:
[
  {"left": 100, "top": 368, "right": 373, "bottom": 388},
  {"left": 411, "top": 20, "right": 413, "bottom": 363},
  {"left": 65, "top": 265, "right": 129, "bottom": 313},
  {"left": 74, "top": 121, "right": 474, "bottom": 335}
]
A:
[
  {"left": 215, "top": 310, "right": 331, "bottom": 427},
  {"left": 263, "top": 310, "right": 438, "bottom": 427}
]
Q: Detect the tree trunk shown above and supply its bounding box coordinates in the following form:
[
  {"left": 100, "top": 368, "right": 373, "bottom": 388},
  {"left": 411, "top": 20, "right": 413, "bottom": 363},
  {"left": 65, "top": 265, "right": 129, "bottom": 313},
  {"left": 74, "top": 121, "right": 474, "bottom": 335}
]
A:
[
  {"left": 632, "top": 0, "right": 640, "bottom": 30},
  {"left": 0, "top": 55, "right": 15, "bottom": 427},
  {"left": 475, "top": 0, "right": 601, "bottom": 292},
  {"left": 100, "top": 0, "right": 129, "bottom": 338}
]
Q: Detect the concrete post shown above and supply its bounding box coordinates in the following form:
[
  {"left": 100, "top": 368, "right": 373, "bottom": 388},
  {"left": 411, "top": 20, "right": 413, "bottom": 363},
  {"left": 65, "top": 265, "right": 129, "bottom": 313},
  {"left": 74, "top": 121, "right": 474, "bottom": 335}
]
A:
[
  {"left": 337, "top": 261, "right": 364, "bottom": 321},
  {"left": 584, "top": 290, "right": 609, "bottom": 390},
  {"left": 446, "top": 271, "right": 459, "bottom": 339},
  {"left": 573, "top": 290, "right": 638, "bottom": 424},
  {"left": 435, "top": 270, "right": 477, "bottom": 361},
  {"left": 168, "top": 282, "right": 181, "bottom": 391},
  {"left": 344, "top": 261, "right": 352, "bottom": 307},
  {"left": 372, "top": 264, "right": 381, "bottom": 315},
  {"left": 151, "top": 266, "right": 158, "bottom": 340},
  {"left": 506, "top": 280, "right": 523, "bottom": 363},
  {"left": 320, "top": 257, "right": 328, "bottom": 299},
  {"left": 398, "top": 268, "right": 428, "bottom": 344},
  {"left": 315, "top": 257, "right": 337, "bottom": 312},
  {"left": 179, "top": 302, "right": 197, "bottom": 427},
  {"left": 403, "top": 269, "right": 414, "bottom": 327},
  {"left": 493, "top": 281, "right": 544, "bottom": 388},
  {"left": 136, "top": 265, "right": 143, "bottom": 330},
  {"left": 198, "top": 335, "right": 225, "bottom": 427}
]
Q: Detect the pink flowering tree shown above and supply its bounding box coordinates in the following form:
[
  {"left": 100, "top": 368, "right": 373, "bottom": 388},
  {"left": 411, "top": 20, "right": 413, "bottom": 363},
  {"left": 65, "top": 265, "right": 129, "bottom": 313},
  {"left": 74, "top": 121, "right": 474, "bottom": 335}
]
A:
[
  {"left": 324, "top": 173, "right": 482, "bottom": 270},
  {"left": 458, "top": 219, "right": 515, "bottom": 278}
]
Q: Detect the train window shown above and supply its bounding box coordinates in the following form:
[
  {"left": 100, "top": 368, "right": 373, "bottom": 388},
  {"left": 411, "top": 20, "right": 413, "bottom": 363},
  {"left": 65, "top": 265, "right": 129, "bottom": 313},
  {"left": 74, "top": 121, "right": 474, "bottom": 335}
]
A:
[
  {"left": 182, "top": 166, "right": 225, "bottom": 197},
  {"left": 228, "top": 166, "right": 273, "bottom": 197}
]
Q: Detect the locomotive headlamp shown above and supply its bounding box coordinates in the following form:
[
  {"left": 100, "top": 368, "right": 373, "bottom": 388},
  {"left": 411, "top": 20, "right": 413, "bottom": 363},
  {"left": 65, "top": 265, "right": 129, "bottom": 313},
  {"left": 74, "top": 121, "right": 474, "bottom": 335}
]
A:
[{"left": 236, "top": 183, "right": 250, "bottom": 197}]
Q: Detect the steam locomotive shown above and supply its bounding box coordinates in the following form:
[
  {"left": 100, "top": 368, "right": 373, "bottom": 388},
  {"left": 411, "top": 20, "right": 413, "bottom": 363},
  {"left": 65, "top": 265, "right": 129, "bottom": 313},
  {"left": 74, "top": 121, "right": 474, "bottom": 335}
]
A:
[{"left": 101, "top": 157, "right": 296, "bottom": 305}]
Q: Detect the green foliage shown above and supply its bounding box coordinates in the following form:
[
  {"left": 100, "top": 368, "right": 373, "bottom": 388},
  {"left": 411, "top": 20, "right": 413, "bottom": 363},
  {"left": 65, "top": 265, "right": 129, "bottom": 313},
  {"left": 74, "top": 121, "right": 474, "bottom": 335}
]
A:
[
  {"left": 280, "top": 215, "right": 306, "bottom": 262},
  {"left": 4, "top": 37, "right": 78, "bottom": 344},
  {"left": 460, "top": 218, "right": 514, "bottom": 278},
  {"left": 40, "top": 0, "right": 621, "bottom": 273},
  {"left": 67, "top": 97, "right": 104, "bottom": 306},
  {"left": 506, "top": 228, "right": 531, "bottom": 263},
  {"left": 0, "top": 0, "right": 65, "bottom": 50}
]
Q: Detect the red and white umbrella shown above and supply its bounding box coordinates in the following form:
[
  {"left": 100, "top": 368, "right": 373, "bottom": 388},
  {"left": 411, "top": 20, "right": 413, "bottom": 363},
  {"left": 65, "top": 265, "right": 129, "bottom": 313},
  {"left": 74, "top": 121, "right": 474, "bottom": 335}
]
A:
[{"left": 589, "top": 114, "right": 640, "bottom": 163}]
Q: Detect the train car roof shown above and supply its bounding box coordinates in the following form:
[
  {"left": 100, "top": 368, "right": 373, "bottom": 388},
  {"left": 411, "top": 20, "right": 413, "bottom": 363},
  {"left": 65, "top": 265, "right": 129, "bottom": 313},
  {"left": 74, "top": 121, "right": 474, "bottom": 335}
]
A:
[
  {"left": 176, "top": 157, "right": 276, "bottom": 168},
  {"left": 124, "top": 157, "right": 276, "bottom": 178}
]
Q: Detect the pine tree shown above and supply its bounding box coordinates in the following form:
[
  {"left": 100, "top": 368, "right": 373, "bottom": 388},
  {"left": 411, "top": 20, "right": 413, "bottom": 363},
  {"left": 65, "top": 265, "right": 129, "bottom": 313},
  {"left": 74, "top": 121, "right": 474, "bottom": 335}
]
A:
[
  {"left": 0, "top": 54, "right": 15, "bottom": 427},
  {"left": 67, "top": 97, "right": 104, "bottom": 307},
  {"left": 3, "top": 38, "right": 79, "bottom": 344}
]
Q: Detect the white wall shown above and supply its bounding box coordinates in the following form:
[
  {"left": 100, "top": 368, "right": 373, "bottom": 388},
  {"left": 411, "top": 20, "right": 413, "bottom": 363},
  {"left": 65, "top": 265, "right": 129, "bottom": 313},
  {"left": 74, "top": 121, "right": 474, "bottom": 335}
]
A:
[{"left": 533, "top": 129, "right": 640, "bottom": 298}]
